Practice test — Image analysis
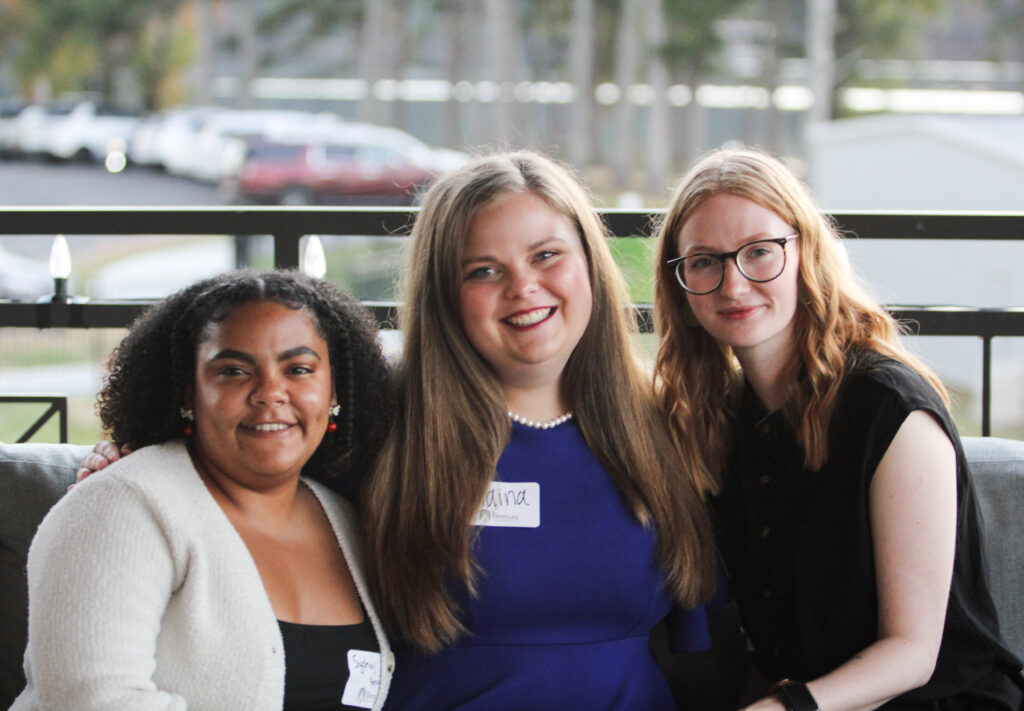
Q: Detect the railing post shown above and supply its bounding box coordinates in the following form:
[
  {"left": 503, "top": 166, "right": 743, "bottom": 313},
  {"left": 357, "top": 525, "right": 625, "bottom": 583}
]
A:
[
  {"left": 2, "top": 396, "right": 69, "bottom": 444},
  {"left": 57, "top": 397, "right": 68, "bottom": 444},
  {"left": 274, "top": 232, "right": 302, "bottom": 270},
  {"left": 982, "top": 336, "right": 992, "bottom": 437}
]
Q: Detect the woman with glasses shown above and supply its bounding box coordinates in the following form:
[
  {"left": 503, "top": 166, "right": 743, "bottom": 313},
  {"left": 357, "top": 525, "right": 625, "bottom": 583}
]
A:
[{"left": 653, "top": 147, "right": 1023, "bottom": 710}]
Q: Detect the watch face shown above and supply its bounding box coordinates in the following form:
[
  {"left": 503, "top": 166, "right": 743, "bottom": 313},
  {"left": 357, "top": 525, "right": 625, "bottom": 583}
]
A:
[{"left": 778, "top": 681, "right": 820, "bottom": 711}]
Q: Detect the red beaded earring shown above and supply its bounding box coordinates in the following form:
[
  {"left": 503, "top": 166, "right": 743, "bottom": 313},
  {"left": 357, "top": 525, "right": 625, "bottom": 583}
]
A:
[
  {"left": 327, "top": 404, "right": 340, "bottom": 433},
  {"left": 180, "top": 407, "right": 194, "bottom": 436}
]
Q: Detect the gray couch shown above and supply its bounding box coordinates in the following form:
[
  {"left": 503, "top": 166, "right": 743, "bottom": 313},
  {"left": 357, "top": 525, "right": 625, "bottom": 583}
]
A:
[
  {"left": 1, "top": 443, "right": 91, "bottom": 709},
  {"left": 2, "top": 438, "right": 1023, "bottom": 709}
]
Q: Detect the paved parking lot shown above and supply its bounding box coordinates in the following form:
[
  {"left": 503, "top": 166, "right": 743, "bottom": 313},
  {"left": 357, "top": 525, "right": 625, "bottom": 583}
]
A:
[{"left": 0, "top": 159, "right": 222, "bottom": 259}]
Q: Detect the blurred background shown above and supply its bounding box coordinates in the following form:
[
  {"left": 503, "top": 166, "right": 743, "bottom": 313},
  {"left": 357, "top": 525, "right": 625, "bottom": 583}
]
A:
[{"left": 1, "top": 0, "right": 1022, "bottom": 442}]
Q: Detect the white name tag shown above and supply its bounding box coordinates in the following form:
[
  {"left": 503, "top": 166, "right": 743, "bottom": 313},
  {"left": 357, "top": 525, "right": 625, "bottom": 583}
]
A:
[
  {"left": 341, "top": 649, "right": 381, "bottom": 709},
  {"left": 472, "top": 482, "right": 540, "bottom": 528}
]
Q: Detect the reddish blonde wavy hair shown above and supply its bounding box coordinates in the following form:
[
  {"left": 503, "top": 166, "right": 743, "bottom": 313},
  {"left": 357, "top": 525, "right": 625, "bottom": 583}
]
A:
[{"left": 653, "top": 147, "right": 948, "bottom": 490}]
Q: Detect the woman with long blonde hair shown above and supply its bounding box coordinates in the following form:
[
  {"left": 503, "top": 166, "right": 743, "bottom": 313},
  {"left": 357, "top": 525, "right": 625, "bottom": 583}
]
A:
[
  {"left": 654, "top": 147, "right": 1022, "bottom": 710},
  {"left": 363, "top": 150, "right": 717, "bottom": 709}
]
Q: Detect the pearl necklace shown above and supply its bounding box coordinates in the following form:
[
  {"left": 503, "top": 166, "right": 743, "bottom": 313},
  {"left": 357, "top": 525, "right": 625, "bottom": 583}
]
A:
[{"left": 508, "top": 411, "right": 573, "bottom": 429}]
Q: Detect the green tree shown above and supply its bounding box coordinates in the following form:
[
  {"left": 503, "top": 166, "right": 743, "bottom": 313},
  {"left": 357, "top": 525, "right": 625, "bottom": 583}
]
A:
[
  {"left": 658, "top": 0, "right": 749, "bottom": 168},
  {"left": 832, "top": 0, "right": 944, "bottom": 116},
  {"left": 12, "top": 0, "right": 184, "bottom": 108},
  {"left": 979, "top": 0, "right": 1024, "bottom": 68}
]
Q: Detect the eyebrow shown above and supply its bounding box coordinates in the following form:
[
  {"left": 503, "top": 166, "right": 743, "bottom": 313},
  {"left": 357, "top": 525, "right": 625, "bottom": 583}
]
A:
[
  {"left": 683, "top": 232, "right": 778, "bottom": 255},
  {"left": 208, "top": 346, "right": 322, "bottom": 363},
  {"left": 461, "top": 236, "right": 565, "bottom": 266}
]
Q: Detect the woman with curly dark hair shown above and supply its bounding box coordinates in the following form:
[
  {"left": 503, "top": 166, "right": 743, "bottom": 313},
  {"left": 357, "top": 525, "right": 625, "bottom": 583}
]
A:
[{"left": 13, "top": 269, "right": 395, "bottom": 711}]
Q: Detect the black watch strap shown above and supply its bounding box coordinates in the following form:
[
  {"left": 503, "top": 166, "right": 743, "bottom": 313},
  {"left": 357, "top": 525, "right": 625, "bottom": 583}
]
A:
[{"left": 777, "top": 680, "right": 820, "bottom": 711}]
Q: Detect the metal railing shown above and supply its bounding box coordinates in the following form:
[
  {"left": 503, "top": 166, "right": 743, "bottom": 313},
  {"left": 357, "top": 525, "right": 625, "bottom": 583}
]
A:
[
  {"left": 1, "top": 395, "right": 68, "bottom": 443},
  {"left": 1, "top": 207, "right": 1023, "bottom": 435}
]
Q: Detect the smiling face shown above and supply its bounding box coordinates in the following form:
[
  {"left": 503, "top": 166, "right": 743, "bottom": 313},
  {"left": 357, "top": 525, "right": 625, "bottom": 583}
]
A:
[
  {"left": 189, "top": 300, "right": 335, "bottom": 489},
  {"left": 458, "top": 190, "right": 593, "bottom": 391},
  {"left": 677, "top": 193, "right": 801, "bottom": 365}
]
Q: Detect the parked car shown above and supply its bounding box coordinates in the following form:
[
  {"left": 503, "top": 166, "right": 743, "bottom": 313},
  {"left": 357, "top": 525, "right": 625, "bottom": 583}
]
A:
[
  {"left": 222, "top": 123, "right": 469, "bottom": 205},
  {"left": 12, "top": 101, "right": 78, "bottom": 158},
  {"left": 176, "top": 109, "right": 333, "bottom": 183},
  {"left": 141, "top": 105, "right": 225, "bottom": 175},
  {"left": 0, "top": 99, "right": 29, "bottom": 157},
  {"left": 127, "top": 112, "right": 171, "bottom": 168},
  {"left": 44, "top": 101, "right": 141, "bottom": 162}
]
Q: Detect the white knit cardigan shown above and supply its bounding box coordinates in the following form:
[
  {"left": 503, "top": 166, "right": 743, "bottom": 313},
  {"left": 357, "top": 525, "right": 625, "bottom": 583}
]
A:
[{"left": 12, "top": 440, "right": 393, "bottom": 711}]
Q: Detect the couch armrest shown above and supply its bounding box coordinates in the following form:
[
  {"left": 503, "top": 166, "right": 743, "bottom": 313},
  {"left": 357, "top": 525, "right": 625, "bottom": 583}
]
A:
[
  {"left": 0, "top": 442, "right": 92, "bottom": 709},
  {"left": 962, "top": 436, "right": 1024, "bottom": 665}
]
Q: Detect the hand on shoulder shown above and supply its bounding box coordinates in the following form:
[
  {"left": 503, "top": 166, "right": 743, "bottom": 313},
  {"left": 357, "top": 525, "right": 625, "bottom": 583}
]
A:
[{"left": 74, "top": 441, "right": 133, "bottom": 485}]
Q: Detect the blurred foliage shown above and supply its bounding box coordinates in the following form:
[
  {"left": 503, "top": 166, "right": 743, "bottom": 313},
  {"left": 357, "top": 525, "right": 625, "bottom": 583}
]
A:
[
  {"left": 834, "top": 0, "right": 945, "bottom": 95},
  {"left": 981, "top": 0, "right": 1024, "bottom": 63},
  {"left": 0, "top": 0, "right": 963, "bottom": 117},
  {"left": 5, "top": 0, "right": 184, "bottom": 108},
  {"left": 258, "top": 0, "right": 361, "bottom": 69},
  {"left": 660, "top": 0, "right": 750, "bottom": 80}
]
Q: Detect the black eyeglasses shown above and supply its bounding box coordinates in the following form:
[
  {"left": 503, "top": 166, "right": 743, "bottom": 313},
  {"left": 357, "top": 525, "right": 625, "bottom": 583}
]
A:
[{"left": 667, "top": 234, "right": 799, "bottom": 295}]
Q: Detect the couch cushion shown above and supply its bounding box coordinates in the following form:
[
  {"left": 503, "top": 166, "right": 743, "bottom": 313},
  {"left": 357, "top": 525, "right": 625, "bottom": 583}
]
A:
[
  {"left": 963, "top": 436, "right": 1024, "bottom": 665},
  {"left": 3, "top": 438, "right": 1022, "bottom": 707},
  {"left": 0, "top": 442, "right": 91, "bottom": 710}
]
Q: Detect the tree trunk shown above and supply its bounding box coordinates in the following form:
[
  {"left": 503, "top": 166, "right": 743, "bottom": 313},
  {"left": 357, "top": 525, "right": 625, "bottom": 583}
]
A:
[
  {"left": 806, "top": 0, "right": 836, "bottom": 124},
  {"left": 193, "top": 0, "right": 215, "bottom": 106},
  {"left": 484, "top": 0, "right": 518, "bottom": 147},
  {"left": 613, "top": 0, "right": 640, "bottom": 187},
  {"left": 384, "top": 3, "right": 408, "bottom": 129},
  {"left": 444, "top": 0, "right": 470, "bottom": 148},
  {"left": 358, "top": 0, "right": 389, "bottom": 124},
  {"left": 680, "top": 68, "right": 705, "bottom": 166},
  {"left": 235, "top": 0, "right": 259, "bottom": 109},
  {"left": 140, "top": 12, "right": 176, "bottom": 111},
  {"left": 645, "top": 0, "right": 670, "bottom": 194},
  {"left": 763, "top": 0, "right": 785, "bottom": 153},
  {"left": 569, "top": 0, "right": 594, "bottom": 169}
]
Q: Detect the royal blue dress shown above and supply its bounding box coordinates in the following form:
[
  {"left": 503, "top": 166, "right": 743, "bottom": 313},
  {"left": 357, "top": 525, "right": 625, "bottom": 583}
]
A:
[{"left": 383, "top": 420, "right": 709, "bottom": 710}]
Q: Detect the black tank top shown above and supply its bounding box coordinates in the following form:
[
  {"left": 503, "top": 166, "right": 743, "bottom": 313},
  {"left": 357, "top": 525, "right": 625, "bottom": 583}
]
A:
[
  {"left": 278, "top": 617, "right": 380, "bottom": 710},
  {"left": 713, "top": 353, "right": 1023, "bottom": 707}
]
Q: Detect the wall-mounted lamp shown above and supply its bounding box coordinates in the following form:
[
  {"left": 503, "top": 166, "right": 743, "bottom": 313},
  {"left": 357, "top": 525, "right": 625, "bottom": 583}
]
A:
[
  {"left": 48, "top": 235, "right": 72, "bottom": 303},
  {"left": 302, "top": 234, "right": 327, "bottom": 278}
]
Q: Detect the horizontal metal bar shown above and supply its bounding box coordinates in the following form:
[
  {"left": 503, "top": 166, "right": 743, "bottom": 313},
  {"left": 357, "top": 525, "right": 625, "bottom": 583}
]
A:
[
  {"left": 0, "top": 207, "right": 418, "bottom": 237},
  {"left": 0, "top": 394, "right": 70, "bottom": 404},
  {"left": 0, "top": 301, "right": 150, "bottom": 328},
  {"left": 574, "top": 209, "right": 1024, "bottom": 241},
  {"left": 2, "top": 208, "right": 1023, "bottom": 241},
  {"left": 4, "top": 300, "right": 1023, "bottom": 337},
  {"left": 889, "top": 307, "right": 1024, "bottom": 338},
  {"left": 830, "top": 212, "right": 1024, "bottom": 241}
]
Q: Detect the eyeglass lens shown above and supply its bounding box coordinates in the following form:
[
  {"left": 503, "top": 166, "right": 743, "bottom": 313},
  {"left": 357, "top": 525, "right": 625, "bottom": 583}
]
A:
[{"left": 678, "top": 240, "right": 787, "bottom": 294}]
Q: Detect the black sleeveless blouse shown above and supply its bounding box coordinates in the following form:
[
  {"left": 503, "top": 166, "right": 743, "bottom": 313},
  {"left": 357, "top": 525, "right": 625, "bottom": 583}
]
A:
[
  {"left": 712, "top": 353, "right": 1023, "bottom": 708},
  {"left": 278, "top": 617, "right": 380, "bottom": 711}
]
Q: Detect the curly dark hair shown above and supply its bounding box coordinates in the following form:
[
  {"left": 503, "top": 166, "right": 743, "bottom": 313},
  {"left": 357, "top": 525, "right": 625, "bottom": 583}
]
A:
[{"left": 97, "top": 269, "right": 395, "bottom": 499}]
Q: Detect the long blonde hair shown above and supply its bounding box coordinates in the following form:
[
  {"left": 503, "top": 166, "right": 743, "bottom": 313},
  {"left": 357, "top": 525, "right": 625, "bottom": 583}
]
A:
[
  {"left": 364, "top": 150, "right": 716, "bottom": 653},
  {"left": 654, "top": 147, "right": 948, "bottom": 489}
]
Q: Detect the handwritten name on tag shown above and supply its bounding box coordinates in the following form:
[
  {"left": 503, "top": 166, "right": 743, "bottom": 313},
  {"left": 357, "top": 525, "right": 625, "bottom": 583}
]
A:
[
  {"left": 472, "top": 482, "right": 540, "bottom": 528},
  {"left": 341, "top": 649, "right": 381, "bottom": 709}
]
